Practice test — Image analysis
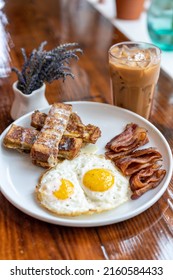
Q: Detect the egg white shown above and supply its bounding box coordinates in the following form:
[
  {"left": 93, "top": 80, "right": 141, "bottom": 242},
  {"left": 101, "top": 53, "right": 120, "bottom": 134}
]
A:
[
  {"left": 36, "top": 167, "right": 94, "bottom": 216},
  {"left": 76, "top": 154, "right": 131, "bottom": 212}
]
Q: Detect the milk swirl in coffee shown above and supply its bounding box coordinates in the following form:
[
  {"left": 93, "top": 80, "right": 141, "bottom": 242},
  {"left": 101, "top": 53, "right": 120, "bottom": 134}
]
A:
[{"left": 109, "top": 43, "right": 161, "bottom": 119}]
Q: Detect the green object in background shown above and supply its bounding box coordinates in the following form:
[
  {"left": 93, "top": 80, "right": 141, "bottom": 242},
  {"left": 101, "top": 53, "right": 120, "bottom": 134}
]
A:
[{"left": 147, "top": 0, "right": 173, "bottom": 51}]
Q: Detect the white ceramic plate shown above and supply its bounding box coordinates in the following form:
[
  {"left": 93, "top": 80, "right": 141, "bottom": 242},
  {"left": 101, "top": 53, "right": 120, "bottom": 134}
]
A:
[{"left": 0, "top": 101, "right": 172, "bottom": 227}]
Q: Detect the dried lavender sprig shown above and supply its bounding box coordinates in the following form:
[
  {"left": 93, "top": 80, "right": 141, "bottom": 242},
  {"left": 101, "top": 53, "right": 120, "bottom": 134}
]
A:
[{"left": 12, "top": 42, "right": 83, "bottom": 95}]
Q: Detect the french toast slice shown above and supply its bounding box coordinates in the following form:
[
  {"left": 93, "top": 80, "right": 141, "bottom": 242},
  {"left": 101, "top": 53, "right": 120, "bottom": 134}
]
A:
[
  {"left": 3, "top": 124, "right": 83, "bottom": 160},
  {"left": 54, "top": 135, "right": 83, "bottom": 160},
  {"left": 31, "top": 111, "right": 47, "bottom": 130},
  {"left": 30, "top": 103, "right": 72, "bottom": 167},
  {"left": 31, "top": 110, "right": 101, "bottom": 144},
  {"left": 3, "top": 124, "right": 38, "bottom": 152}
]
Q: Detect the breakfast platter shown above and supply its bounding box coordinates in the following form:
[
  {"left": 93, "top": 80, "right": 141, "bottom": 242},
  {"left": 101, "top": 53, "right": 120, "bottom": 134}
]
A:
[{"left": 0, "top": 101, "right": 172, "bottom": 227}]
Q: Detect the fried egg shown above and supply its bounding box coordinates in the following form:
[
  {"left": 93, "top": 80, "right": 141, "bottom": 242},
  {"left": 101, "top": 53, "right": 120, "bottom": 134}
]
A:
[
  {"left": 36, "top": 153, "right": 131, "bottom": 216},
  {"left": 36, "top": 168, "right": 93, "bottom": 216},
  {"left": 75, "top": 154, "right": 130, "bottom": 212}
]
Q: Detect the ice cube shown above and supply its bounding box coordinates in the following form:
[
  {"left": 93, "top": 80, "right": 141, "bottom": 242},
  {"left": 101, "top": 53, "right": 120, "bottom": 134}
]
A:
[
  {"left": 137, "top": 60, "right": 151, "bottom": 68},
  {"left": 121, "top": 45, "right": 131, "bottom": 58},
  {"left": 134, "top": 52, "right": 145, "bottom": 61}
]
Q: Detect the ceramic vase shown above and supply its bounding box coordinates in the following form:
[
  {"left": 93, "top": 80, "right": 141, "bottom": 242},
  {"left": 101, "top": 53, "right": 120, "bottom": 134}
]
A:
[{"left": 10, "top": 81, "right": 49, "bottom": 120}]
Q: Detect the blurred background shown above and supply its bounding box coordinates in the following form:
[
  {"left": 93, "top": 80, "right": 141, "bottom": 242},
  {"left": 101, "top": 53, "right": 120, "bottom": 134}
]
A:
[{"left": 88, "top": 0, "right": 173, "bottom": 79}]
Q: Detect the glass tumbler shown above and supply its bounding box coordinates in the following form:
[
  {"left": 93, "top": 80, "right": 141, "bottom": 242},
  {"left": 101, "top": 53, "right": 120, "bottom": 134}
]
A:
[
  {"left": 147, "top": 0, "right": 173, "bottom": 51},
  {"left": 108, "top": 42, "right": 161, "bottom": 119}
]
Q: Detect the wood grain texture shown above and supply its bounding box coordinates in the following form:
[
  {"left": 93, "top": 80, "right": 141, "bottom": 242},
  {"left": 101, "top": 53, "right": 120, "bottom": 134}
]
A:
[{"left": 0, "top": 0, "right": 173, "bottom": 260}]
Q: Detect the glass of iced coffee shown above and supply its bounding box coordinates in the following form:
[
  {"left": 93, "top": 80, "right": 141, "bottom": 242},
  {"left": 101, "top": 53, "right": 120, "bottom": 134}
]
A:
[{"left": 108, "top": 42, "right": 161, "bottom": 119}]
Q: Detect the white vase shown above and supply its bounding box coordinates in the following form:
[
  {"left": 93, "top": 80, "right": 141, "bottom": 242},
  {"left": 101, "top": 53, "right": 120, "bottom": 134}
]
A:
[{"left": 10, "top": 81, "right": 49, "bottom": 120}]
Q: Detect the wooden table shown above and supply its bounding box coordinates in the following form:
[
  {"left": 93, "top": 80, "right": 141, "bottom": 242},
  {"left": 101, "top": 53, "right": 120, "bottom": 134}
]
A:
[{"left": 0, "top": 0, "right": 173, "bottom": 260}]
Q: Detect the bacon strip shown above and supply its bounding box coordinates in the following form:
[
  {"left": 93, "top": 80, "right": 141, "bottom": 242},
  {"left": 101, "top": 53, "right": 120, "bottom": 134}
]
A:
[
  {"left": 105, "top": 123, "right": 149, "bottom": 157},
  {"left": 130, "top": 168, "right": 166, "bottom": 199},
  {"left": 130, "top": 164, "right": 160, "bottom": 191},
  {"left": 105, "top": 150, "right": 132, "bottom": 161},
  {"left": 115, "top": 148, "right": 162, "bottom": 176}
]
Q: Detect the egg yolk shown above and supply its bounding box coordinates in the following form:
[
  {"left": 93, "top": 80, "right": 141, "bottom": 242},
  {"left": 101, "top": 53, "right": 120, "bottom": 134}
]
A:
[
  {"left": 53, "top": 179, "right": 74, "bottom": 200},
  {"left": 83, "top": 168, "right": 114, "bottom": 192}
]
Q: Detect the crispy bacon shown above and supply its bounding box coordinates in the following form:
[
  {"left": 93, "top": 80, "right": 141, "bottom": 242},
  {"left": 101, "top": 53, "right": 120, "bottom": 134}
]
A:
[
  {"left": 105, "top": 123, "right": 166, "bottom": 199},
  {"left": 105, "top": 150, "right": 129, "bottom": 161},
  {"left": 130, "top": 164, "right": 160, "bottom": 191},
  {"left": 115, "top": 148, "right": 162, "bottom": 176},
  {"left": 130, "top": 168, "right": 166, "bottom": 199},
  {"left": 105, "top": 123, "right": 149, "bottom": 157}
]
